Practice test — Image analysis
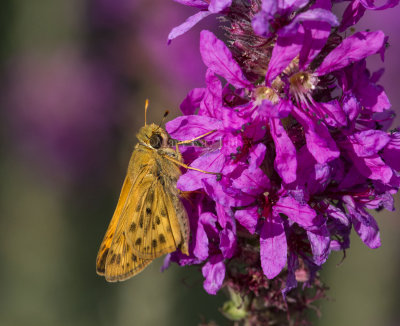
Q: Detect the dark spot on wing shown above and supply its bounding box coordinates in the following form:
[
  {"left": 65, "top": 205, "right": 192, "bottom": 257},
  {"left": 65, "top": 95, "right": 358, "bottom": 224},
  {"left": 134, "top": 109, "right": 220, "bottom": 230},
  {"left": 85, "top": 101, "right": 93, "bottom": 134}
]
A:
[
  {"left": 135, "top": 238, "right": 142, "bottom": 246},
  {"left": 129, "top": 222, "right": 137, "bottom": 232},
  {"left": 97, "top": 248, "right": 109, "bottom": 273},
  {"left": 159, "top": 234, "right": 166, "bottom": 244},
  {"left": 155, "top": 216, "right": 161, "bottom": 225},
  {"left": 116, "top": 254, "right": 121, "bottom": 264},
  {"left": 139, "top": 215, "right": 144, "bottom": 228},
  {"left": 152, "top": 240, "right": 157, "bottom": 248},
  {"left": 131, "top": 254, "right": 137, "bottom": 262},
  {"left": 136, "top": 200, "right": 141, "bottom": 212},
  {"left": 146, "top": 207, "right": 152, "bottom": 215},
  {"left": 110, "top": 254, "right": 117, "bottom": 264},
  {"left": 161, "top": 209, "right": 167, "bottom": 217}
]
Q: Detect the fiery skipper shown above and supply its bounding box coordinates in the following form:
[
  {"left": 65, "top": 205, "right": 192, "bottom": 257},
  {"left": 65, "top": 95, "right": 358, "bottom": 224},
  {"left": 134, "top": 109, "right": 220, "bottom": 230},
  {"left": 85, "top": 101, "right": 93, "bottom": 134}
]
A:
[{"left": 96, "top": 100, "right": 215, "bottom": 282}]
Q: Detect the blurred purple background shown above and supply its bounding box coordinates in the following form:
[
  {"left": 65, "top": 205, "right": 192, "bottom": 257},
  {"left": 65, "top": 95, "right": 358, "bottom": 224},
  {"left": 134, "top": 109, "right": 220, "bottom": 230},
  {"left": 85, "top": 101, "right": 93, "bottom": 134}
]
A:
[{"left": 0, "top": 1, "right": 398, "bottom": 325}]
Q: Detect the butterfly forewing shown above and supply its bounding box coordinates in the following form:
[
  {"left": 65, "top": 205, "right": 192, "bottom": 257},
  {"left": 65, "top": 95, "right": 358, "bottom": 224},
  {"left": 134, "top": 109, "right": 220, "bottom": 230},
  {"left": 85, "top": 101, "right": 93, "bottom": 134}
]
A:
[
  {"left": 105, "top": 231, "right": 152, "bottom": 282},
  {"left": 96, "top": 175, "right": 133, "bottom": 275}
]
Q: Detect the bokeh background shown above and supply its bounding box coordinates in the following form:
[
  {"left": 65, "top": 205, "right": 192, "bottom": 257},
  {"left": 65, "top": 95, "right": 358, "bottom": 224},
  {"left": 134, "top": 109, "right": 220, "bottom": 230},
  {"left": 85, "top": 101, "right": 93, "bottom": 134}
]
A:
[{"left": 0, "top": 1, "right": 398, "bottom": 325}]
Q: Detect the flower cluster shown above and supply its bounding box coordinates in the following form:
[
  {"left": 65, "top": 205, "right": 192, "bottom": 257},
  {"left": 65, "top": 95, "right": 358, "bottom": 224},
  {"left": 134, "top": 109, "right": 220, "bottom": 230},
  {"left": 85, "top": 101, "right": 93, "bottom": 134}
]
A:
[{"left": 164, "top": 0, "right": 399, "bottom": 321}]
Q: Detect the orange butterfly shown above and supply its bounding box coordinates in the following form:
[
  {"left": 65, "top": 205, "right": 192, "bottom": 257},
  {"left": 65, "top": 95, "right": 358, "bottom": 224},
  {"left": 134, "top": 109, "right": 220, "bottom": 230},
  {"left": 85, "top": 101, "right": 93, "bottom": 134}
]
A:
[{"left": 96, "top": 100, "right": 215, "bottom": 281}]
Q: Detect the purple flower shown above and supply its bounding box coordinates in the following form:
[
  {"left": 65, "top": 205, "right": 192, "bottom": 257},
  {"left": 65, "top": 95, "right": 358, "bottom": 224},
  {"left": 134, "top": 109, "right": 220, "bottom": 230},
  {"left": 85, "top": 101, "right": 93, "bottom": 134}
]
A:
[{"left": 166, "top": 0, "right": 400, "bottom": 307}]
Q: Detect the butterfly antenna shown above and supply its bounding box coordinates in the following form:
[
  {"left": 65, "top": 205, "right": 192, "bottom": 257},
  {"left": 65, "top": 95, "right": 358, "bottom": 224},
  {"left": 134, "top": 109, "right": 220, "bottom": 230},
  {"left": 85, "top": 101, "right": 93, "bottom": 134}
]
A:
[
  {"left": 144, "top": 99, "right": 149, "bottom": 126},
  {"left": 159, "top": 110, "right": 169, "bottom": 127},
  {"left": 154, "top": 110, "right": 169, "bottom": 132}
]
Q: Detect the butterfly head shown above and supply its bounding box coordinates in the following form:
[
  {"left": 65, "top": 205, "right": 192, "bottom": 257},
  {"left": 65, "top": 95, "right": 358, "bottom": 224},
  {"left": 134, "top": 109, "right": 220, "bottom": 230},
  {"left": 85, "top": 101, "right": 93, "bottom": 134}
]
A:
[{"left": 137, "top": 123, "right": 169, "bottom": 149}]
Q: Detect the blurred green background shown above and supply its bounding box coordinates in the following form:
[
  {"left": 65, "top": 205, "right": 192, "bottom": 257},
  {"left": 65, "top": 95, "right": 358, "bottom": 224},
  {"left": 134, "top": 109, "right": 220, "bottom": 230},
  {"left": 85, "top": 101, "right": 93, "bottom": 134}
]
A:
[{"left": 0, "top": 1, "right": 399, "bottom": 325}]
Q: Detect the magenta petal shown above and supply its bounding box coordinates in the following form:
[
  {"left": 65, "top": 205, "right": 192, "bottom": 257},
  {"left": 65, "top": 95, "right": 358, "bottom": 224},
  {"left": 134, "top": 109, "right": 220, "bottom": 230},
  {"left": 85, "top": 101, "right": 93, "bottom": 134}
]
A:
[
  {"left": 307, "top": 223, "right": 330, "bottom": 265},
  {"left": 235, "top": 207, "right": 258, "bottom": 234},
  {"left": 220, "top": 133, "right": 244, "bottom": 155},
  {"left": 342, "top": 93, "right": 361, "bottom": 121},
  {"left": 326, "top": 204, "right": 350, "bottom": 227},
  {"left": 348, "top": 130, "right": 391, "bottom": 157},
  {"left": 338, "top": 165, "right": 367, "bottom": 189},
  {"left": 173, "top": 0, "right": 208, "bottom": 8},
  {"left": 194, "top": 212, "right": 217, "bottom": 260},
  {"left": 216, "top": 203, "right": 231, "bottom": 228},
  {"left": 299, "top": 0, "right": 336, "bottom": 67},
  {"left": 219, "top": 228, "right": 236, "bottom": 259},
  {"left": 260, "top": 217, "right": 287, "bottom": 279},
  {"left": 339, "top": 0, "right": 366, "bottom": 32},
  {"left": 316, "top": 31, "right": 385, "bottom": 75},
  {"left": 200, "top": 30, "right": 251, "bottom": 89},
  {"left": 266, "top": 35, "right": 303, "bottom": 84},
  {"left": 258, "top": 100, "right": 291, "bottom": 118},
  {"left": 232, "top": 167, "right": 270, "bottom": 195},
  {"left": 166, "top": 115, "right": 222, "bottom": 141},
  {"left": 269, "top": 118, "right": 297, "bottom": 184},
  {"left": 282, "top": 252, "right": 299, "bottom": 297},
  {"left": 180, "top": 88, "right": 206, "bottom": 115},
  {"left": 168, "top": 11, "right": 212, "bottom": 43},
  {"left": 382, "top": 132, "right": 400, "bottom": 171},
  {"left": 177, "top": 150, "right": 225, "bottom": 191},
  {"left": 345, "top": 197, "right": 381, "bottom": 249},
  {"left": 199, "top": 69, "right": 223, "bottom": 118},
  {"left": 252, "top": 11, "right": 271, "bottom": 37},
  {"left": 358, "top": 81, "right": 391, "bottom": 113},
  {"left": 299, "top": 22, "right": 331, "bottom": 68},
  {"left": 274, "top": 196, "right": 317, "bottom": 228},
  {"left": 280, "top": 9, "right": 338, "bottom": 36},
  {"left": 292, "top": 107, "right": 340, "bottom": 164},
  {"left": 318, "top": 100, "right": 347, "bottom": 127},
  {"left": 203, "top": 177, "right": 255, "bottom": 206},
  {"left": 248, "top": 143, "right": 267, "bottom": 169},
  {"left": 353, "top": 154, "right": 393, "bottom": 184},
  {"left": 360, "top": 0, "right": 400, "bottom": 10},
  {"left": 208, "top": 0, "right": 232, "bottom": 13},
  {"left": 202, "top": 254, "right": 226, "bottom": 295}
]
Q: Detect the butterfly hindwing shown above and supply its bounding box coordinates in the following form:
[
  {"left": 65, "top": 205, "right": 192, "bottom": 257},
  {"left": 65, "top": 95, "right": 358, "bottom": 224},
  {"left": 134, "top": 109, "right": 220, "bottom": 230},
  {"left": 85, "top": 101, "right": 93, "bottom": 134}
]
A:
[{"left": 127, "top": 159, "right": 186, "bottom": 259}]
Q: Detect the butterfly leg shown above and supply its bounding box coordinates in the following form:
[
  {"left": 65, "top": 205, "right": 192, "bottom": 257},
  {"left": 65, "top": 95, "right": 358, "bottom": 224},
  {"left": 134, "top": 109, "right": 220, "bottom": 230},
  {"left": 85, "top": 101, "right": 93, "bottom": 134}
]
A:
[
  {"left": 175, "top": 130, "right": 216, "bottom": 150},
  {"left": 174, "top": 130, "right": 217, "bottom": 158},
  {"left": 164, "top": 155, "right": 219, "bottom": 175},
  {"left": 171, "top": 130, "right": 220, "bottom": 175}
]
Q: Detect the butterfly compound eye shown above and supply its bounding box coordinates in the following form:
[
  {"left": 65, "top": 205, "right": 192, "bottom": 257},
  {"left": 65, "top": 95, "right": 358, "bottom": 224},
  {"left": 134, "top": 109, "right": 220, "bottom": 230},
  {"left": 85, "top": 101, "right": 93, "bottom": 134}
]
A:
[{"left": 149, "top": 134, "right": 163, "bottom": 149}]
